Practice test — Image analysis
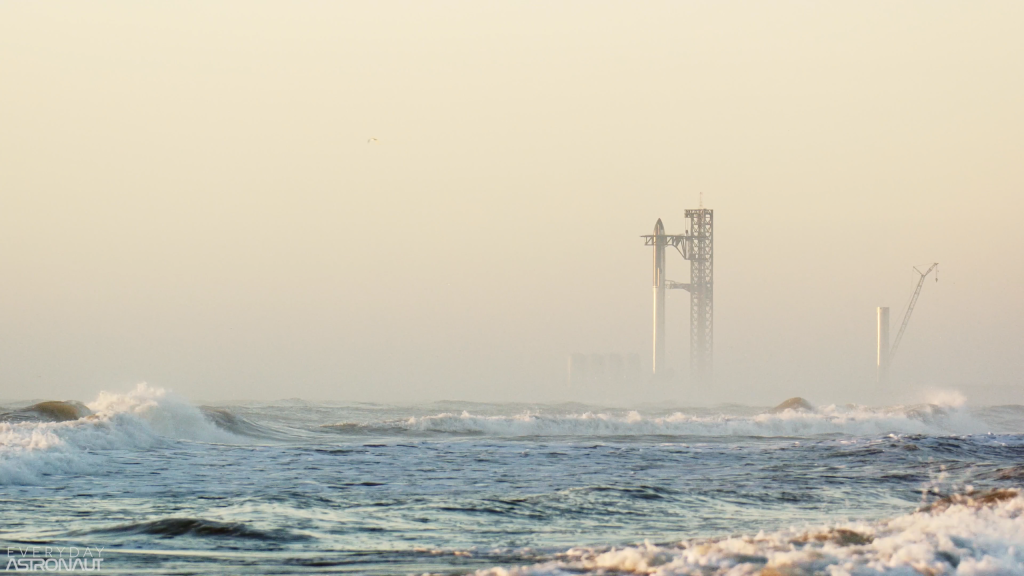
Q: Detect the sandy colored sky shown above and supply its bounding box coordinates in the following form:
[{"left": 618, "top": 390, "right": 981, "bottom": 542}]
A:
[{"left": 1, "top": 2, "right": 1022, "bottom": 404}]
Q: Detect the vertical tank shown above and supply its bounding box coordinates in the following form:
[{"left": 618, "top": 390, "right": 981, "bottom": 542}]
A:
[
  {"left": 877, "top": 307, "right": 890, "bottom": 385},
  {"left": 568, "top": 353, "right": 588, "bottom": 388}
]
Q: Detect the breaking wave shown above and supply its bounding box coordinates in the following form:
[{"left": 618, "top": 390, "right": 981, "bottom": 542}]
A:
[
  {"left": 0, "top": 384, "right": 244, "bottom": 485},
  {"left": 4, "top": 389, "right": 1018, "bottom": 485},
  {"left": 475, "top": 489, "right": 1024, "bottom": 575},
  {"left": 324, "top": 402, "right": 998, "bottom": 438}
]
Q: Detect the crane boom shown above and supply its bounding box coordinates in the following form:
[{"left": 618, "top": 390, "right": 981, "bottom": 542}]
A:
[{"left": 889, "top": 263, "right": 938, "bottom": 363}]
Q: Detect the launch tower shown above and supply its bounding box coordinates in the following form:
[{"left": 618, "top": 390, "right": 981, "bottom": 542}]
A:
[
  {"left": 684, "top": 208, "right": 714, "bottom": 386},
  {"left": 641, "top": 207, "right": 714, "bottom": 385}
]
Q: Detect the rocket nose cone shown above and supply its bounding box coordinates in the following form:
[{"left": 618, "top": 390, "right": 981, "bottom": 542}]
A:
[{"left": 654, "top": 219, "right": 664, "bottom": 234}]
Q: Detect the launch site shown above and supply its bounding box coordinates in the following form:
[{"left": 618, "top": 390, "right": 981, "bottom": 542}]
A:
[
  {"left": 2, "top": 3, "right": 1023, "bottom": 575},
  {"left": 569, "top": 202, "right": 941, "bottom": 404}
]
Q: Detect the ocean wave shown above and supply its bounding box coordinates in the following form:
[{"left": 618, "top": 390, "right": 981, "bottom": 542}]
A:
[
  {"left": 79, "top": 517, "right": 307, "bottom": 542},
  {"left": 199, "top": 406, "right": 280, "bottom": 439},
  {"left": 0, "top": 400, "right": 93, "bottom": 423},
  {"left": 0, "top": 384, "right": 244, "bottom": 485},
  {"left": 474, "top": 489, "right": 1024, "bottom": 575},
  {"left": 324, "top": 402, "right": 994, "bottom": 438}
]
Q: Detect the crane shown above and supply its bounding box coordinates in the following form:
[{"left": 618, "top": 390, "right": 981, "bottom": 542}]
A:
[{"left": 888, "top": 263, "right": 938, "bottom": 365}]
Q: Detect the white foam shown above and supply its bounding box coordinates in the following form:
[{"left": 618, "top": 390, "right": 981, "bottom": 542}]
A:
[
  {"left": 474, "top": 491, "right": 1024, "bottom": 575},
  {"left": 87, "top": 383, "right": 238, "bottom": 443},
  {"left": 391, "top": 403, "right": 994, "bottom": 437},
  {"left": 0, "top": 383, "right": 240, "bottom": 485}
]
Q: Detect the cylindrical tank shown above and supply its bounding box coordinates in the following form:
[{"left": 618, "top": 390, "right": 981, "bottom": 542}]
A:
[{"left": 877, "top": 307, "right": 890, "bottom": 385}]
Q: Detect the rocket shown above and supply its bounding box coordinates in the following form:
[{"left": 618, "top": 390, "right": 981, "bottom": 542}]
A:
[{"left": 652, "top": 219, "right": 666, "bottom": 376}]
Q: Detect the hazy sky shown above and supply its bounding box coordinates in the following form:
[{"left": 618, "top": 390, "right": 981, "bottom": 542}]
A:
[{"left": 2, "top": 2, "right": 1022, "bottom": 405}]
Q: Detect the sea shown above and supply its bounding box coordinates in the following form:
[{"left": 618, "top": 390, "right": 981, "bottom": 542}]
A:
[{"left": 3, "top": 383, "right": 1024, "bottom": 575}]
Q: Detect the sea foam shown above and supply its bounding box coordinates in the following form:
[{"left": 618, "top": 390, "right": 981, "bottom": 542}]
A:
[
  {"left": 0, "top": 384, "right": 239, "bottom": 485},
  {"left": 475, "top": 489, "right": 1024, "bottom": 575},
  {"left": 328, "top": 401, "right": 995, "bottom": 438}
]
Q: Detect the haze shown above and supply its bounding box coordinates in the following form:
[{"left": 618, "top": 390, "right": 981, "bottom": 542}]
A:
[{"left": 2, "top": 2, "right": 1022, "bottom": 405}]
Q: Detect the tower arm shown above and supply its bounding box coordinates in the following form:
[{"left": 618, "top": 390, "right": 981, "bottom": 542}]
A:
[{"left": 641, "top": 234, "right": 694, "bottom": 259}]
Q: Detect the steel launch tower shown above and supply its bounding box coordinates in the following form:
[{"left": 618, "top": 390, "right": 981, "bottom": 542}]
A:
[
  {"left": 641, "top": 207, "right": 714, "bottom": 385},
  {"left": 684, "top": 208, "right": 714, "bottom": 385}
]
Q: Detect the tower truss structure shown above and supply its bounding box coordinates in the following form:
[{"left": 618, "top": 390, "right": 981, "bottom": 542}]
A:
[{"left": 684, "top": 208, "right": 713, "bottom": 386}]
